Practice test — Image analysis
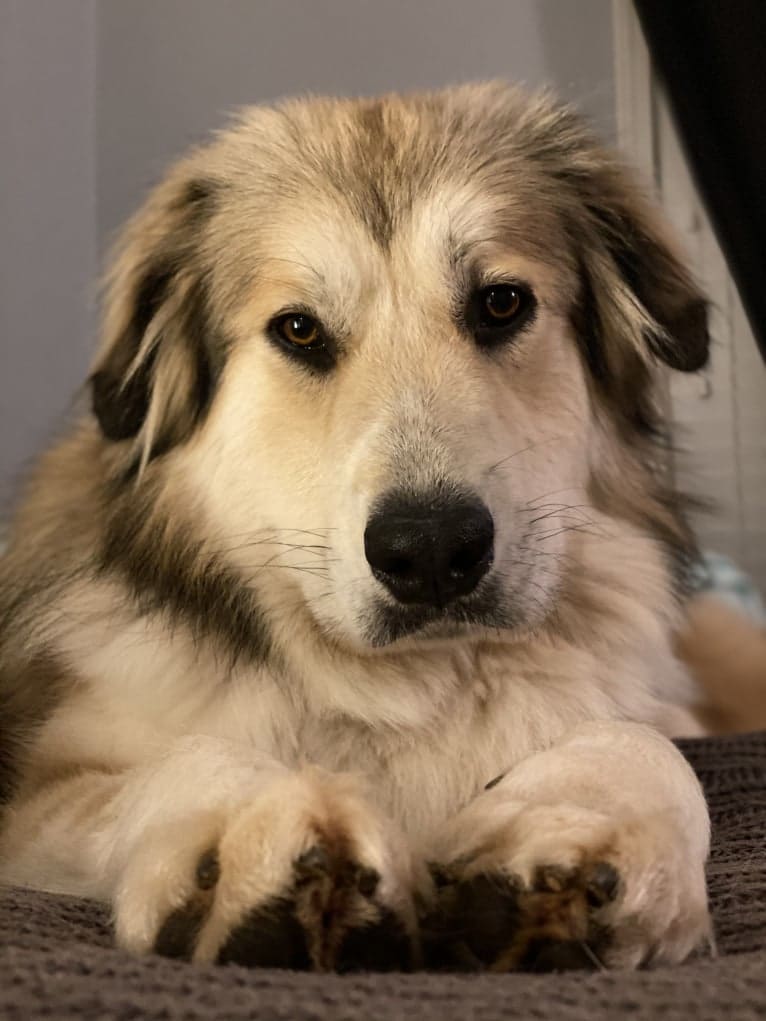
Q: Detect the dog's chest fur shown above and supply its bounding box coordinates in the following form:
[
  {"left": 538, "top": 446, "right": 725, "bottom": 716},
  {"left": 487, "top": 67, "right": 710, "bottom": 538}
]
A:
[{"left": 36, "top": 576, "right": 698, "bottom": 846}]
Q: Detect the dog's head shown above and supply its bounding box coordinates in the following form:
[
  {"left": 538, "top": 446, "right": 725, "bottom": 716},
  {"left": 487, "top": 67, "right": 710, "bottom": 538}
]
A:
[{"left": 92, "top": 83, "right": 708, "bottom": 652}]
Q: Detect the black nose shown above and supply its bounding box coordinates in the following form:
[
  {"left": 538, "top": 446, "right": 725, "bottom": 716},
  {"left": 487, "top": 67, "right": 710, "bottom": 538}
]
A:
[{"left": 364, "top": 492, "right": 495, "bottom": 607}]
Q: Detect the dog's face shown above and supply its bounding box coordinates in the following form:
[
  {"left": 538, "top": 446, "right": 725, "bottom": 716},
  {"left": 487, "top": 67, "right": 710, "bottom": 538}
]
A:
[
  {"left": 209, "top": 198, "right": 589, "bottom": 648},
  {"left": 92, "top": 84, "right": 709, "bottom": 652}
]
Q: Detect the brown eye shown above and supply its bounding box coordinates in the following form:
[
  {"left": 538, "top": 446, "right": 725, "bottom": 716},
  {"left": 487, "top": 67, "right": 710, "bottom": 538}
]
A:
[
  {"left": 277, "top": 313, "right": 320, "bottom": 346},
  {"left": 483, "top": 285, "right": 522, "bottom": 321},
  {"left": 469, "top": 282, "right": 536, "bottom": 348},
  {"left": 268, "top": 310, "right": 335, "bottom": 373}
]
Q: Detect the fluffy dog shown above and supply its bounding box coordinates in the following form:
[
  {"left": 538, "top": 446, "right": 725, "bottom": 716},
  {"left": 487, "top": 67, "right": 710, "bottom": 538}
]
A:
[{"left": 0, "top": 82, "right": 735, "bottom": 971}]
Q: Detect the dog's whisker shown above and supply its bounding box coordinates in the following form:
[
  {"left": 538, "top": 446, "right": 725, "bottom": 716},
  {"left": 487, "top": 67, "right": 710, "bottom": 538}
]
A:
[
  {"left": 484, "top": 436, "right": 564, "bottom": 476},
  {"left": 535, "top": 525, "right": 599, "bottom": 543},
  {"left": 526, "top": 507, "right": 595, "bottom": 528},
  {"left": 222, "top": 540, "right": 334, "bottom": 558},
  {"left": 260, "top": 563, "right": 332, "bottom": 573},
  {"left": 525, "top": 501, "right": 593, "bottom": 515},
  {"left": 524, "top": 487, "right": 588, "bottom": 507},
  {"left": 219, "top": 527, "right": 338, "bottom": 542},
  {"left": 247, "top": 543, "right": 334, "bottom": 572}
]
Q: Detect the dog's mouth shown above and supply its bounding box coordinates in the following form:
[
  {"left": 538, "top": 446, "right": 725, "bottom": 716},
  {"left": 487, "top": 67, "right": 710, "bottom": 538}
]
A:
[{"left": 359, "top": 576, "right": 515, "bottom": 647}]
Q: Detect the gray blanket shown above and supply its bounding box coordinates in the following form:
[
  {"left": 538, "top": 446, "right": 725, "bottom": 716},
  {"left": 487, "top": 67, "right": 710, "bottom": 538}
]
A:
[{"left": 2, "top": 732, "right": 765, "bottom": 1020}]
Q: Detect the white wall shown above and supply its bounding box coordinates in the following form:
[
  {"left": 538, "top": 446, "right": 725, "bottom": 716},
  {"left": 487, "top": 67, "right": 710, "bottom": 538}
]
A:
[
  {"left": 0, "top": 0, "right": 97, "bottom": 508},
  {"left": 95, "top": 0, "right": 616, "bottom": 248}
]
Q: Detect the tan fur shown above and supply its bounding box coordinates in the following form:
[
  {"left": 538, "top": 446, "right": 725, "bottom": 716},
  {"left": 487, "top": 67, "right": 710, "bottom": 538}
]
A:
[
  {"left": 678, "top": 595, "right": 766, "bottom": 733},
  {"left": 0, "top": 82, "right": 751, "bottom": 971}
]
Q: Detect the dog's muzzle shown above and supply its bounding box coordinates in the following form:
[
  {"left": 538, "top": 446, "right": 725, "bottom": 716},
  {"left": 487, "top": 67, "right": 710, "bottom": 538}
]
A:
[{"left": 364, "top": 490, "right": 494, "bottom": 608}]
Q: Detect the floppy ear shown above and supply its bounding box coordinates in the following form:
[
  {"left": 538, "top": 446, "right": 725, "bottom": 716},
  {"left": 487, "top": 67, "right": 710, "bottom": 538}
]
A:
[
  {"left": 91, "top": 175, "right": 223, "bottom": 464},
  {"left": 516, "top": 94, "right": 709, "bottom": 386},
  {"left": 584, "top": 189, "right": 710, "bottom": 374}
]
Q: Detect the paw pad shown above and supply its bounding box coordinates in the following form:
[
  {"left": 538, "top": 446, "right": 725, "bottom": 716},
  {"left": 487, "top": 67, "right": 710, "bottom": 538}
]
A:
[{"left": 423, "top": 858, "right": 620, "bottom": 973}]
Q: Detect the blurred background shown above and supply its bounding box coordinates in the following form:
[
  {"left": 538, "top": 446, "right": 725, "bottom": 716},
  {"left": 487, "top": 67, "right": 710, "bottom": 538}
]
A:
[{"left": 1, "top": 0, "right": 764, "bottom": 592}]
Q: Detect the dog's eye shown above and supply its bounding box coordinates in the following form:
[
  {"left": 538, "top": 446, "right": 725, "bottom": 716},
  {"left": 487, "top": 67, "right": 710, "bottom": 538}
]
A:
[
  {"left": 483, "top": 286, "right": 522, "bottom": 322},
  {"left": 275, "top": 313, "right": 320, "bottom": 347},
  {"left": 468, "top": 283, "right": 536, "bottom": 346},
  {"left": 267, "top": 311, "right": 335, "bottom": 373}
]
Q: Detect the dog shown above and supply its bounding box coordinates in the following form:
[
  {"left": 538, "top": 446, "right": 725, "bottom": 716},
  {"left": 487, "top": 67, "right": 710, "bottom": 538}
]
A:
[{"left": 1, "top": 81, "right": 758, "bottom": 972}]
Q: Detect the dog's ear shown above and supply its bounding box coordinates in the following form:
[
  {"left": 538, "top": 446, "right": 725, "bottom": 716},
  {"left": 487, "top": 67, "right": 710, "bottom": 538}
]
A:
[
  {"left": 581, "top": 185, "right": 710, "bottom": 375},
  {"left": 518, "top": 95, "right": 709, "bottom": 377},
  {"left": 91, "top": 175, "right": 223, "bottom": 463}
]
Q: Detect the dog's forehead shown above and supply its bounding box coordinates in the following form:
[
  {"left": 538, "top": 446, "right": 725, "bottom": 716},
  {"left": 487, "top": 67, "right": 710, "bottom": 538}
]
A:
[
  {"left": 233, "top": 93, "right": 565, "bottom": 236},
  {"left": 245, "top": 186, "right": 567, "bottom": 332},
  {"left": 239, "top": 155, "right": 568, "bottom": 316}
]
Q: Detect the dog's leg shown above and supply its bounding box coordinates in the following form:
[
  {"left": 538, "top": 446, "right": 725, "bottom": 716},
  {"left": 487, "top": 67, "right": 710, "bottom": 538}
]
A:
[
  {"left": 0, "top": 737, "right": 419, "bottom": 970},
  {"left": 423, "top": 721, "right": 711, "bottom": 971}
]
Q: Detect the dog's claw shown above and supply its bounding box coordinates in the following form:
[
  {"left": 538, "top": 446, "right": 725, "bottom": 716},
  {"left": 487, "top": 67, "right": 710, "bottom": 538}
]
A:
[
  {"left": 195, "top": 848, "right": 221, "bottom": 890},
  {"left": 585, "top": 862, "right": 620, "bottom": 908}
]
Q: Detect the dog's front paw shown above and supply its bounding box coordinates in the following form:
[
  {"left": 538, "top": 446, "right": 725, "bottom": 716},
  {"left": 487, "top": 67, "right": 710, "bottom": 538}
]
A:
[
  {"left": 114, "top": 769, "right": 418, "bottom": 971},
  {"left": 423, "top": 801, "right": 711, "bottom": 971}
]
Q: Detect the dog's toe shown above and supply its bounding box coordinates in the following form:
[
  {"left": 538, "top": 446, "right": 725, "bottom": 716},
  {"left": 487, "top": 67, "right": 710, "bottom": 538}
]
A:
[
  {"left": 423, "top": 860, "right": 616, "bottom": 972},
  {"left": 152, "top": 834, "right": 415, "bottom": 971},
  {"left": 153, "top": 847, "right": 221, "bottom": 960}
]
